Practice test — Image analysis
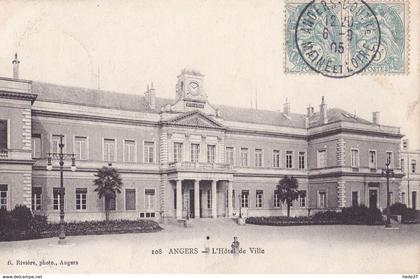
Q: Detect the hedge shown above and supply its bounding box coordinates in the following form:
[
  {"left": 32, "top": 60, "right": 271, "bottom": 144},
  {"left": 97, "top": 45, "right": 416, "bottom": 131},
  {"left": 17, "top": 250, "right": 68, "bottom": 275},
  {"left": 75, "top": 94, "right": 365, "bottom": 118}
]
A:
[
  {"left": 0, "top": 205, "right": 162, "bottom": 242},
  {"left": 388, "top": 203, "right": 420, "bottom": 224},
  {"left": 246, "top": 205, "right": 386, "bottom": 226}
]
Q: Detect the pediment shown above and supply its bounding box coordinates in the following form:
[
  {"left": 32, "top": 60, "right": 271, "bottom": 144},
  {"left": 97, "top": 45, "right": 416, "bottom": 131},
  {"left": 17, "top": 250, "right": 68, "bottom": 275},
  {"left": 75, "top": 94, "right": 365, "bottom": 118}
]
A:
[{"left": 165, "top": 111, "right": 224, "bottom": 129}]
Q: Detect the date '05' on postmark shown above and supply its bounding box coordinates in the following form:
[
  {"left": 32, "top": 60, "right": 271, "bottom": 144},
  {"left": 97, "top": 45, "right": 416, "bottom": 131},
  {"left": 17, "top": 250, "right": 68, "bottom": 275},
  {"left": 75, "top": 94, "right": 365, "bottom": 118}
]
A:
[{"left": 284, "top": 0, "right": 409, "bottom": 77}]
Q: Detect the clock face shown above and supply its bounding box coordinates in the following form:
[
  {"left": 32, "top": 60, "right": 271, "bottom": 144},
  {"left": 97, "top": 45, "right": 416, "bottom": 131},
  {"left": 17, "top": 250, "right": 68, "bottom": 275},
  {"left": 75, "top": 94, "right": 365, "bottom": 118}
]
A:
[{"left": 189, "top": 81, "right": 200, "bottom": 96}]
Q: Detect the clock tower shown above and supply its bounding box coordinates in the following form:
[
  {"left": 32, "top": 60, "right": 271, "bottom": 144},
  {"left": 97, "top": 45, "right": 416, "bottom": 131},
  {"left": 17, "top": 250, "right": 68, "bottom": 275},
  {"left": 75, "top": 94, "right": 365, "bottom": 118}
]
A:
[
  {"left": 161, "top": 69, "right": 218, "bottom": 116},
  {"left": 175, "top": 69, "right": 207, "bottom": 103}
]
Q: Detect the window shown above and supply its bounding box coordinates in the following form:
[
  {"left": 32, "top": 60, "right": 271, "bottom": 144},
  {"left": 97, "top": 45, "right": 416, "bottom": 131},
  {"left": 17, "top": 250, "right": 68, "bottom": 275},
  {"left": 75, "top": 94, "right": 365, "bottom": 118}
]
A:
[
  {"left": 317, "top": 150, "right": 327, "bottom": 168},
  {"left": 298, "top": 152, "right": 306, "bottom": 169},
  {"left": 255, "top": 149, "right": 263, "bottom": 167},
  {"left": 0, "top": 185, "right": 8, "bottom": 209},
  {"left": 256, "top": 190, "right": 263, "bottom": 208},
  {"left": 74, "top": 136, "right": 88, "bottom": 160},
  {"left": 123, "top": 140, "right": 136, "bottom": 162},
  {"left": 369, "top": 150, "right": 377, "bottom": 169},
  {"left": 103, "top": 139, "right": 116, "bottom": 161},
  {"left": 0, "top": 120, "right": 7, "bottom": 149},
  {"left": 31, "top": 134, "right": 41, "bottom": 158},
  {"left": 191, "top": 144, "right": 200, "bottom": 163},
  {"left": 402, "top": 139, "right": 408, "bottom": 150},
  {"left": 240, "top": 148, "right": 249, "bottom": 167},
  {"left": 207, "top": 144, "right": 216, "bottom": 163},
  {"left": 52, "top": 134, "right": 64, "bottom": 153},
  {"left": 412, "top": 160, "right": 417, "bottom": 174},
  {"left": 207, "top": 190, "right": 212, "bottom": 209},
  {"left": 299, "top": 190, "right": 307, "bottom": 207},
  {"left": 386, "top": 151, "right": 393, "bottom": 167},
  {"left": 352, "top": 191, "right": 359, "bottom": 207},
  {"left": 401, "top": 159, "right": 404, "bottom": 172},
  {"left": 241, "top": 190, "right": 249, "bottom": 208},
  {"left": 75, "top": 188, "right": 87, "bottom": 210},
  {"left": 274, "top": 190, "right": 281, "bottom": 208},
  {"left": 286, "top": 151, "right": 293, "bottom": 169},
  {"left": 401, "top": 192, "right": 406, "bottom": 204},
  {"left": 125, "top": 189, "right": 136, "bottom": 210},
  {"left": 144, "top": 141, "right": 154, "bottom": 163},
  {"left": 31, "top": 187, "right": 42, "bottom": 211},
  {"left": 145, "top": 189, "right": 155, "bottom": 210},
  {"left": 351, "top": 149, "right": 359, "bottom": 168},
  {"left": 273, "top": 150, "right": 280, "bottom": 168},
  {"left": 53, "top": 188, "right": 62, "bottom": 210},
  {"left": 173, "top": 142, "right": 183, "bottom": 162},
  {"left": 318, "top": 191, "right": 327, "bottom": 208},
  {"left": 225, "top": 147, "right": 234, "bottom": 165}
]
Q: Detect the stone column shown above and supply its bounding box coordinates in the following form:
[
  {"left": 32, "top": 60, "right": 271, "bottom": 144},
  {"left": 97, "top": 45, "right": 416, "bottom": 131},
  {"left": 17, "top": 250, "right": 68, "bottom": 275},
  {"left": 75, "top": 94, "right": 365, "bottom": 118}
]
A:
[
  {"left": 176, "top": 180, "right": 183, "bottom": 219},
  {"left": 227, "top": 181, "right": 233, "bottom": 217},
  {"left": 194, "top": 180, "right": 200, "bottom": 218},
  {"left": 211, "top": 180, "right": 217, "bottom": 218}
]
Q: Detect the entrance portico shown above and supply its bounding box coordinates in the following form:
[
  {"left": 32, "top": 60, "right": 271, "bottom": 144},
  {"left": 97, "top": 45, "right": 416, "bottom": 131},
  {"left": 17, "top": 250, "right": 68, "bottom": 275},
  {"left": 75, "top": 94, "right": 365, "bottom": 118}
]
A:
[{"left": 170, "top": 171, "right": 234, "bottom": 220}]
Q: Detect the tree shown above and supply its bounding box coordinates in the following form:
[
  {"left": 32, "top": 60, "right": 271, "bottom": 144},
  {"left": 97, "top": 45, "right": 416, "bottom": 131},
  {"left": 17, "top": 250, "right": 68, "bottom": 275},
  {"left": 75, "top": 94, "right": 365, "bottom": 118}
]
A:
[
  {"left": 93, "top": 166, "right": 123, "bottom": 222},
  {"left": 276, "top": 176, "right": 306, "bottom": 218}
]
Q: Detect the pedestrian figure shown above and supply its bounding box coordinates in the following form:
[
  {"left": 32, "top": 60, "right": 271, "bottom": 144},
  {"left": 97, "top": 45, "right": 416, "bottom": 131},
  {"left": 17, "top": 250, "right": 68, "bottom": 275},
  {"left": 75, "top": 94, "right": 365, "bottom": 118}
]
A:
[
  {"left": 204, "top": 236, "right": 210, "bottom": 255},
  {"left": 231, "top": 236, "right": 240, "bottom": 255}
]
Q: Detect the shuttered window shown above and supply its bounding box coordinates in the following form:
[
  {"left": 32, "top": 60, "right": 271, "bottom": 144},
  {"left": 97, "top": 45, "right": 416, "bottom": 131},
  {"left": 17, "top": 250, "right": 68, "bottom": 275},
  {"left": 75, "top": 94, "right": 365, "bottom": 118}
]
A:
[{"left": 125, "top": 189, "right": 136, "bottom": 210}]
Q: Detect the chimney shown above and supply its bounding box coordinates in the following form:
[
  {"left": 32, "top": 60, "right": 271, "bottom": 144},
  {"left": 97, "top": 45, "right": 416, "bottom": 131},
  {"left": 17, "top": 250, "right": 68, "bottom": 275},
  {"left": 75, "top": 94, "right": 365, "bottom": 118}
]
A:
[
  {"left": 304, "top": 116, "right": 309, "bottom": 129},
  {"left": 306, "top": 104, "right": 314, "bottom": 117},
  {"left": 372, "top": 111, "right": 380, "bottom": 125},
  {"left": 12, "top": 53, "right": 20, "bottom": 79},
  {"left": 144, "top": 82, "right": 156, "bottom": 110},
  {"left": 283, "top": 98, "right": 290, "bottom": 115},
  {"left": 319, "top": 96, "right": 328, "bottom": 125}
]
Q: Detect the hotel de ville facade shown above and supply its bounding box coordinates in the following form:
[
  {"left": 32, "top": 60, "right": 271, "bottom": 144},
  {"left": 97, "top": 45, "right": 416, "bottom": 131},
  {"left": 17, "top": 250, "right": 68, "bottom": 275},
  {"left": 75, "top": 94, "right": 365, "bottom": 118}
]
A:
[{"left": 0, "top": 56, "right": 412, "bottom": 223}]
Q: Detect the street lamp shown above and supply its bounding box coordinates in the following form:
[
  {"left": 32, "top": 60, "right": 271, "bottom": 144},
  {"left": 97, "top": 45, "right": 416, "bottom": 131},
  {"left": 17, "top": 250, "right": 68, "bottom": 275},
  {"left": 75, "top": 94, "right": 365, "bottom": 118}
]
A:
[
  {"left": 381, "top": 161, "right": 394, "bottom": 228},
  {"left": 46, "top": 135, "right": 76, "bottom": 244}
]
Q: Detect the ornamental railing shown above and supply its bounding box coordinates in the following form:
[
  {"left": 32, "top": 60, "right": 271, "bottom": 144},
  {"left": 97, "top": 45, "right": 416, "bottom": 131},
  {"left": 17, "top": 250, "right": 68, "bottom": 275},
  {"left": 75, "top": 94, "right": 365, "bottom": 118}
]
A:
[{"left": 168, "top": 161, "right": 232, "bottom": 170}]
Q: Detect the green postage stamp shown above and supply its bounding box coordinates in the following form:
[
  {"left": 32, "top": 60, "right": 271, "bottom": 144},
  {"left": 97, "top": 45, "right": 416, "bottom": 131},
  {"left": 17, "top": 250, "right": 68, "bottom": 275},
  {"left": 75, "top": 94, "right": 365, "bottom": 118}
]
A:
[{"left": 285, "top": 0, "right": 409, "bottom": 77}]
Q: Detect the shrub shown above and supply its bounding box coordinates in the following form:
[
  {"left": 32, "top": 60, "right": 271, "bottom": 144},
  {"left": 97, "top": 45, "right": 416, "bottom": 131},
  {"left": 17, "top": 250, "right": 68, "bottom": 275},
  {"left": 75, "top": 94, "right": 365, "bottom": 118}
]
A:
[
  {"left": 340, "top": 205, "right": 383, "bottom": 225},
  {"left": 388, "top": 203, "right": 407, "bottom": 215},
  {"left": 10, "top": 205, "right": 33, "bottom": 231},
  {"left": 0, "top": 207, "right": 16, "bottom": 241},
  {"left": 384, "top": 203, "right": 420, "bottom": 224},
  {"left": 312, "top": 210, "right": 340, "bottom": 221},
  {"left": 401, "top": 208, "right": 420, "bottom": 224}
]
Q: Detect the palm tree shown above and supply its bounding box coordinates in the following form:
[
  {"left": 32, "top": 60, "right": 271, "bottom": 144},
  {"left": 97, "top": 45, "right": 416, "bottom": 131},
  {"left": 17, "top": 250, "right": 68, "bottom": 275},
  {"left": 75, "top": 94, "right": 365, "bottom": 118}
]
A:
[
  {"left": 276, "top": 176, "right": 306, "bottom": 218},
  {"left": 93, "top": 166, "right": 123, "bottom": 222}
]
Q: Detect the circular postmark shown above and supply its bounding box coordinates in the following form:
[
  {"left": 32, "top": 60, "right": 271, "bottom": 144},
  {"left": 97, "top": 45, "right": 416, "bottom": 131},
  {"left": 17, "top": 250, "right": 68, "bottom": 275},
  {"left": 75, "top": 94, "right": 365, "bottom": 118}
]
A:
[{"left": 295, "top": 0, "right": 381, "bottom": 78}]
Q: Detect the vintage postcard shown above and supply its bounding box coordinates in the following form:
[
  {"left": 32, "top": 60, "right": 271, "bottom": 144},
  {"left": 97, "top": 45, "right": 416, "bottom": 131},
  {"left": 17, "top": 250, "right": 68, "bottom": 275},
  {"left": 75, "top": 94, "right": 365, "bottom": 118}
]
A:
[{"left": 0, "top": 0, "right": 419, "bottom": 277}]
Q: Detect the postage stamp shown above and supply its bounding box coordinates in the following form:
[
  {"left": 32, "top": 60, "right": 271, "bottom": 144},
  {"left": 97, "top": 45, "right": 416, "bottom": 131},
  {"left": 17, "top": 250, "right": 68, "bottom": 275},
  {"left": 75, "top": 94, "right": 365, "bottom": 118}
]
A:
[{"left": 285, "top": 0, "right": 409, "bottom": 76}]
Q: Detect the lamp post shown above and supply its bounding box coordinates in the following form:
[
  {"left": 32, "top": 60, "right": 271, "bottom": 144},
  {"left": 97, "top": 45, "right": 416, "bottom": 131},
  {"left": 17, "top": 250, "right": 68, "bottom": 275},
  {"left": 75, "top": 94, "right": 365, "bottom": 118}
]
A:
[
  {"left": 47, "top": 135, "right": 76, "bottom": 244},
  {"left": 381, "top": 161, "right": 394, "bottom": 228}
]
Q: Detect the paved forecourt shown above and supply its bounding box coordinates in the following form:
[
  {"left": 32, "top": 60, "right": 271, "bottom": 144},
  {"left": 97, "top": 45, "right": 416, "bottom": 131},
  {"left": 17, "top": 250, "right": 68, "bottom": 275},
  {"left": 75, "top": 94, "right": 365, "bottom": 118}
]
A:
[{"left": 0, "top": 219, "right": 419, "bottom": 273}]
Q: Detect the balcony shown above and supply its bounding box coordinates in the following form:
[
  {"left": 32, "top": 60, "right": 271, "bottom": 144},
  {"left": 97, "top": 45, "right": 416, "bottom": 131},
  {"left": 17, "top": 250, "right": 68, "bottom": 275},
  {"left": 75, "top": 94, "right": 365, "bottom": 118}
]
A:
[
  {"left": 168, "top": 161, "right": 233, "bottom": 172},
  {"left": 0, "top": 149, "right": 32, "bottom": 161},
  {"left": 0, "top": 149, "right": 8, "bottom": 159}
]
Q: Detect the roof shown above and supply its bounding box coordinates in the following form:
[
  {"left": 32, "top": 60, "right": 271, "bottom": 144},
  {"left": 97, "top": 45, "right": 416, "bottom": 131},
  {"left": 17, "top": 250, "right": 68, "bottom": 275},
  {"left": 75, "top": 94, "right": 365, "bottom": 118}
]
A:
[
  {"left": 308, "top": 108, "right": 373, "bottom": 128},
  {"left": 32, "top": 81, "right": 172, "bottom": 112},
  {"left": 31, "top": 81, "right": 375, "bottom": 128}
]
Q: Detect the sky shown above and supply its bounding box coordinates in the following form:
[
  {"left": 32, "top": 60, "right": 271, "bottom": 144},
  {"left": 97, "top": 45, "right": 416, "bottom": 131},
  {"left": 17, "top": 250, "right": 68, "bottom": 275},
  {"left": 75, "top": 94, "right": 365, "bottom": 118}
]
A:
[{"left": 0, "top": 0, "right": 418, "bottom": 148}]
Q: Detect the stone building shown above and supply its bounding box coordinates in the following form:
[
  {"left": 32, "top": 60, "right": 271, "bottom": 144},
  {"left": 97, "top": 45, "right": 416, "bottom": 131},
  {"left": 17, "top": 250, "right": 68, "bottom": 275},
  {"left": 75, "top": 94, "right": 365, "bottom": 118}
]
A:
[
  {"left": 0, "top": 56, "right": 404, "bottom": 222},
  {"left": 400, "top": 139, "right": 419, "bottom": 209}
]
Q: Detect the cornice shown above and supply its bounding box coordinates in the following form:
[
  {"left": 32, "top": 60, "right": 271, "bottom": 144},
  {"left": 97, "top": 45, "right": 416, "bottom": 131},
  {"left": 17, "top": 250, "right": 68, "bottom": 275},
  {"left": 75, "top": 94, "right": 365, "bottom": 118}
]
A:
[
  {"left": 309, "top": 171, "right": 405, "bottom": 179},
  {"left": 0, "top": 90, "right": 37, "bottom": 104},
  {"left": 32, "top": 110, "right": 159, "bottom": 127},
  {"left": 308, "top": 127, "right": 403, "bottom": 140}
]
